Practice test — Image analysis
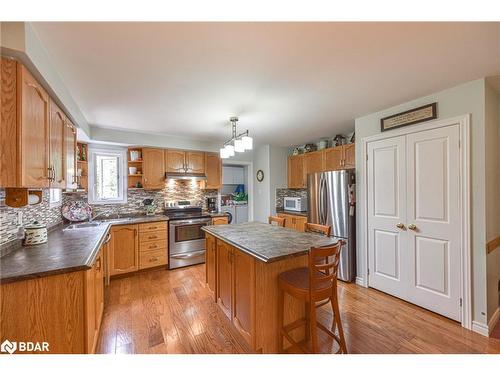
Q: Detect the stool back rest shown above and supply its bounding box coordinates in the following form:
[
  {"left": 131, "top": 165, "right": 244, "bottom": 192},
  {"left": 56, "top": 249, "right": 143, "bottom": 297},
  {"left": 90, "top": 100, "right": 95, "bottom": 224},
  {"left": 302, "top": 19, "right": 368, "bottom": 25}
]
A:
[
  {"left": 269, "top": 216, "right": 286, "bottom": 227},
  {"left": 308, "top": 240, "right": 345, "bottom": 291},
  {"left": 305, "top": 223, "right": 331, "bottom": 236}
]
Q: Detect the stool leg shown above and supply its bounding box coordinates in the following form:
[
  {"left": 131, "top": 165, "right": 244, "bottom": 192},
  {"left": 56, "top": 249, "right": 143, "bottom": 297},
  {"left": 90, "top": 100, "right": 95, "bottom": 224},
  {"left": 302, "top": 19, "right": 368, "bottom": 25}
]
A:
[
  {"left": 330, "top": 297, "right": 337, "bottom": 334},
  {"left": 278, "top": 287, "right": 285, "bottom": 353},
  {"left": 331, "top": 293, "right": 347, "bottom": 354},
  {"left": 309, "top": 300, "right": 319, "bottom": 353},
  {"left": 305, "top": 302, "right": 310, "bottom": 341}
]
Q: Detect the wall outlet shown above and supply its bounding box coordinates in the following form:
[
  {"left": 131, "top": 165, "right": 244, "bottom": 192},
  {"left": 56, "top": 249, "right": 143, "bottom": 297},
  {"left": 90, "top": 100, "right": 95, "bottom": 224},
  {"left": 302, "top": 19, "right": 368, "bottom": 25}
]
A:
[{"left": 17, "top": 211, "right": 23, "bottom": 226}]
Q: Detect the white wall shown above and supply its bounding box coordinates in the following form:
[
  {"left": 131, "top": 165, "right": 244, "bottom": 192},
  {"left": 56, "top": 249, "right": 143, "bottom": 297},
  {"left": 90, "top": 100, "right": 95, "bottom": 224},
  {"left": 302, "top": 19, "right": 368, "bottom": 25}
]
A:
[
  {"left": 485, "top": 80, "right": 500, "bottom": 322},
  {"left": 355, "top": 78, "right": 488, "bottom": 326},
  {"left": 269, "top": 146, "right": 289, "bottom": 216}
]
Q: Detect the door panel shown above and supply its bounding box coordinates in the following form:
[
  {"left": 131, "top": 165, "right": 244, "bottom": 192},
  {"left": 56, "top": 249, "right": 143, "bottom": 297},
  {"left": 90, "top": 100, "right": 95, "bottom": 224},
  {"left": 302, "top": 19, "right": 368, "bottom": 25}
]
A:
[
  {"left": 324, "top": 147, "right": 343, "bottom": 171},
  {"left": 216, "top": 241, "right": 232, "bottom": 319},
  {"left": 406, "top": 125, "right": 461, "bottom": 321},
  {"left": 343, "top": 144, "right": 355, "bottom": 168},
  {"left": 232, "top": 248, "right": 254, "bottom": 346},
  {"left": 205, "top": 153, "right": 221, "bottom": 189},
  {"left": 367, "top": 136, "right": 408, "bottom": 300},
  {"left": 186, "top": 151, "right": 205, "bottom": 174},
  {"left": 109, "top": 225, "right": 138, "bottom": 275},
  {"left": 142, "top": 148, "right": 165, "bottom": 189},
  {"left": 49, "top": 101, "right": 66, "bottom": 188},
  {"left": 288, "top": 155, "right": 305, "bottom": 188},
  {"left": 165, "top": 150, "right": 186, "bottom": 173},
  {"left": 304, "top": 151, "right": 324, "bottom": 177},
  {"left": 20, "top": 65, "right": 50, "bottom": 188}
]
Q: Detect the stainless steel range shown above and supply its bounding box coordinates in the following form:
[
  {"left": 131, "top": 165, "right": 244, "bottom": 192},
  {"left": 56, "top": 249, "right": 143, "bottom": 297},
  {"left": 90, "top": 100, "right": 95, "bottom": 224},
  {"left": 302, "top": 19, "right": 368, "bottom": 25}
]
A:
[{"left": 166, "top": 201, "right": 212, "bottom": 269}]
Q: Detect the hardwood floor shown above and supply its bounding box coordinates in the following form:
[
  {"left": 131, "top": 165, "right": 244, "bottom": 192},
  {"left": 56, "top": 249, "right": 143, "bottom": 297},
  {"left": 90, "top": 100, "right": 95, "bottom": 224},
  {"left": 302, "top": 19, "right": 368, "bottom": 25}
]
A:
[{"left": 96, "top": 265, "right": 500, "bottom": 354}]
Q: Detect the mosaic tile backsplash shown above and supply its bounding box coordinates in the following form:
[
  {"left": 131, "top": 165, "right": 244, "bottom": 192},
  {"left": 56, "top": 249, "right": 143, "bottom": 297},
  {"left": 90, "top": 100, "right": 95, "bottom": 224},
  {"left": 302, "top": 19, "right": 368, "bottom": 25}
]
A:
[
  {"left": 0, "top": 181, "right": 218, "bottom": 247},
  {"left": 275, "top": 188, "right": 307, "bottom": 209}
]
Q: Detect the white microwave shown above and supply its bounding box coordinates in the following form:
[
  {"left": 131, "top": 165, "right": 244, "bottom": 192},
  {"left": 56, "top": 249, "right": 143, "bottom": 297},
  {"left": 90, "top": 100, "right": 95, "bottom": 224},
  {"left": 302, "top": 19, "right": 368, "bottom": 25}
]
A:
[{"left": 283, "top": 197, "right": 308, "bottom": 212}]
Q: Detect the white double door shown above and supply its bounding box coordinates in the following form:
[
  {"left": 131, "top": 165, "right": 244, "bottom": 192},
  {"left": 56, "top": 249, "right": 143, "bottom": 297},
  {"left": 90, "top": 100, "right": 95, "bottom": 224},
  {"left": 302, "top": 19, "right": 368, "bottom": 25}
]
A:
[{"left": 367, "top": 124, "right": 461, "bottom": 321}]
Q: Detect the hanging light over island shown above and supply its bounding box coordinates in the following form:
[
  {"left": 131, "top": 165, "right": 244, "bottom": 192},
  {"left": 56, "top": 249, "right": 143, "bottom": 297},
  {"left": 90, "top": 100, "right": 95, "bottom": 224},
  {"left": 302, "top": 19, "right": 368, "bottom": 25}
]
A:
[{"left": 219, "top": 116, "right": 253, "bottom": 159}]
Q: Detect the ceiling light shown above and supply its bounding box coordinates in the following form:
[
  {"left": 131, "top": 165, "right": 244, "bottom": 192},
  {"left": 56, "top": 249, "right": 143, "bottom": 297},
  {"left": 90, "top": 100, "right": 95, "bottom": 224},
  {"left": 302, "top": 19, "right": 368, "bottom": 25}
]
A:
[
  {"left": 242, "top": 135, "right": 253, "bottom": 151},
  {"left": 234, "top": 139, "right": 245, "bottom": 152},
  {"left": 220, "top": 116, "right": 252, "bottom": 159},
  {"left": 225, "top": 144, "right": 235, "bottom": 157}
]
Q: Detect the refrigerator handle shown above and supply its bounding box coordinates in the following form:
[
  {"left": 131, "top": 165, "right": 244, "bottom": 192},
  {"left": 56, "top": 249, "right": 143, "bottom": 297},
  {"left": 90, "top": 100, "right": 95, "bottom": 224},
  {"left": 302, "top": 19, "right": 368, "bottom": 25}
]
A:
[{"left": 319, "top": 175, "right": 327, "bottom": 225}]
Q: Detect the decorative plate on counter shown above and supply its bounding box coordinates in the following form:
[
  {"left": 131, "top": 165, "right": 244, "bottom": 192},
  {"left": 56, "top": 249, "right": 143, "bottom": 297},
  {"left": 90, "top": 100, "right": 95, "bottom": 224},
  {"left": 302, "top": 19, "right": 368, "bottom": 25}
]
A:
[{"left": 61, "top": 201, "right": 92, "bottom": 222}]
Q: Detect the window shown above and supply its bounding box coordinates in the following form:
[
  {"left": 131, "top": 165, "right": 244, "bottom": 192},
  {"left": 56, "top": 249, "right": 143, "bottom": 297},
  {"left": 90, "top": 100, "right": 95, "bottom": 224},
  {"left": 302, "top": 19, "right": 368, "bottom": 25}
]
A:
[
  {"left": 88, "top": 147, "right": 127, "bottom": 204},
  {"left": 49, "top": 188, "right": 61, "bottom": 208}
]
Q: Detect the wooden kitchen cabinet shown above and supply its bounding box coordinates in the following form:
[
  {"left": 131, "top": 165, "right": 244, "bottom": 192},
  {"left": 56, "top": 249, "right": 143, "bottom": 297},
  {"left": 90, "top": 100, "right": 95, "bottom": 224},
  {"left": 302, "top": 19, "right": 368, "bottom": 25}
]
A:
[
  {"left": 142, "top": 147, "right": 165, "bottom": 189},
  {"left": 287, "top": 155, "right": 305, "bottom": 188},
  {"left": 109, "top": 224, "right": 139, "bottom": 275},
  {"left": 205, "top": 233, "right": 217, "bottom": 299},
  {"left": 232, "top": 248, "right": 255, "bottom": 347},
  {"left": 165, "top": 149, "right": 186, "bottom": 173},
  {"left": 304, "top": 150, "right": 324, "bottom": 177},
  {"left": 324, "top": 146, "right": 343, "bottom": 171},
  {"left": 186, "top": 151, "right": 205, "bottom": 173},
  {"left": 85, "top": 247, "right": 105, "bottom": 354},
  {"left": 204, "top": 152, "right": 222, "bottom": 189},
  {"left": 49, "top": 100, "right": 67, "bottom": 189},
  {"left": 138, "top": 221, "right": 168, "bottom": 270},
  {"left": 0, "top": 59, "right": 51, "bottom": 188},
  {"left": 64, "top": 120, "right": 78, "bottom": 190},
  {"left": 277, "top": 213, "right": 307, "bottom": 232},
  {"left": 217, "top": 240, "right": 233, "bottom": 319},
  {"left": 343, "top": 143, "right": 355, "bottom": 168},
  {"left": 212, "top": 216, "right": 229, "bottom": 225}
]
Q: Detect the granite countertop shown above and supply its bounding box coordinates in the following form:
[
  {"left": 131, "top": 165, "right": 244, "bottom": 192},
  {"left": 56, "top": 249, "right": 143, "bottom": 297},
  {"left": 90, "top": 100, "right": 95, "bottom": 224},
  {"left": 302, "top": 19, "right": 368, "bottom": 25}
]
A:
[
  {"left": 203, "top": 221, "right": 335, "bottom": 263},
  {"left": 275, "top": 208, "right": 308, "bottom": 217},
  {"left": 0, "top": 215, "right": 169, "bottom": 284}
]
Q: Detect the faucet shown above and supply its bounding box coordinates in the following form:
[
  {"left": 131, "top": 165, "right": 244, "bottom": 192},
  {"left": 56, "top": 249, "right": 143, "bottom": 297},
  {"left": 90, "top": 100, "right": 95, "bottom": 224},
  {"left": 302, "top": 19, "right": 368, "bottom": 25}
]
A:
[{"left": 89, "top": 210, "right": 113, "bottom": 222}]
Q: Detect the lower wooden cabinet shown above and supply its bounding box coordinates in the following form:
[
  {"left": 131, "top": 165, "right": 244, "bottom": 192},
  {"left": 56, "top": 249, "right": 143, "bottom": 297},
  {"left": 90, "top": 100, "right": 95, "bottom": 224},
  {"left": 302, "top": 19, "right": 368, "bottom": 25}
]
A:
[
  {"left": 0, "top": 244, "right": 106, "bottom": 354},
  {"left": 205, "top": 233, "right": 217, "bottom": 300},
  {"left": 216, "top": 240, "right": 255, "bottom": 348},
  {"left": 277, "top": 213, "right": 307, "bottom": 232},
  {"left": 109, "top": 224, "right": 139, "bottom": 275},
  {"left": 212, "top": 216, "right": 229, "bottom": 225},
  {"left": 85, "top": 247, "right": 105, "bottom": 354}
]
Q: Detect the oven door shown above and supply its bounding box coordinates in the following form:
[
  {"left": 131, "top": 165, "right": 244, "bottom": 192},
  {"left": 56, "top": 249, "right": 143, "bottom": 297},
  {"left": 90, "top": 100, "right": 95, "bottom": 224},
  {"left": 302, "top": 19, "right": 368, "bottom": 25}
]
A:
[{"left": 169, "top": 218, "right": 211, "bottom": 268}]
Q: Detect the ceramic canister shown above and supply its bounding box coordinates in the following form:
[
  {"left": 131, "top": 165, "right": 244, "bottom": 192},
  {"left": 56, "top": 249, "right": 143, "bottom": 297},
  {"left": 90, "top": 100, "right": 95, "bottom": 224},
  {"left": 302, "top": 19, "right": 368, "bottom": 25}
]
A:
[{"left": 23, "top": 221, "right": 48, "bottom": 246}]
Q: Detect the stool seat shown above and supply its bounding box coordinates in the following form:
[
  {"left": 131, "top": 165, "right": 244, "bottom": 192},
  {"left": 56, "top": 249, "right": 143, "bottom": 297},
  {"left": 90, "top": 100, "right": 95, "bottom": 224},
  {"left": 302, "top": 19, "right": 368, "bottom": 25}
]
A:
[{"left": 278, "top": 267, "right": 333, "bottom": 294}]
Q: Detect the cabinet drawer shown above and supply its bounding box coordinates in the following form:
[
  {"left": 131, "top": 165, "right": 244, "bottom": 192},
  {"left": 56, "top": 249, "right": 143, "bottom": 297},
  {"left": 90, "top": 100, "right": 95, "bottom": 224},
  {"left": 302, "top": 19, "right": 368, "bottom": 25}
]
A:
[
  {"left": 138, "top": 221, "right": 168, "bottom": 233},
  {"left": 139, "top": 239, "right": 167, "bottom": 252},
  {"left": 139, "top": 231, "right": 167, "bottom": 243},
  {"left": 139, "top": 249, "right": 167, "bottom": 269},
  {"left": 212, "top": 217, "right": 228, "bottom": 225}
]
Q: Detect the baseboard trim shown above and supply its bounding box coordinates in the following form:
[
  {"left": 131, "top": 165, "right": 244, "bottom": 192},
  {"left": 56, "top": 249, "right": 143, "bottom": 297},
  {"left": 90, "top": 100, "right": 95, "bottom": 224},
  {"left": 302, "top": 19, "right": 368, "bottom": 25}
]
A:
[
  {"left": 488, "top": 307, "right": 500, "bottom": 335},
  {"left": 472, "top": 320, "right": 489, "bottom": 337},
  {"left": 355, "top": 276, "right": 367, "bottom": 287}
]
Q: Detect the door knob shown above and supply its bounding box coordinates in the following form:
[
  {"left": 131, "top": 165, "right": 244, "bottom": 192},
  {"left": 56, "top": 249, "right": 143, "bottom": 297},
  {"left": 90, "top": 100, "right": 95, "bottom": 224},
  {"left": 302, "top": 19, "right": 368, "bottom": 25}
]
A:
[
  {"left": 408, "top": 224, "right": 417, "bottom": 231},
  {"left": 396, "top": 223, "right": 405, "bottom": 229}
]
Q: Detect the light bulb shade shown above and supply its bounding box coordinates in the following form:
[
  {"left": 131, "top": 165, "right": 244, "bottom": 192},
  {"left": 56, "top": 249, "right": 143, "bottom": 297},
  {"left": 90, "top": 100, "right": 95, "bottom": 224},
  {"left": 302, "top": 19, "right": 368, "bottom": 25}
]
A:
[
  {"left": 220, "top": 148, "right": 229, "bottom": 159},
  {"left": 234, "top": 139, "right": 245, "bottom": 152},
  {"left": 225, "top": 144, "right": 235, "bottom": 157},
  {"left": 242, "top": 136, "right": 253, "bottom": 150}
]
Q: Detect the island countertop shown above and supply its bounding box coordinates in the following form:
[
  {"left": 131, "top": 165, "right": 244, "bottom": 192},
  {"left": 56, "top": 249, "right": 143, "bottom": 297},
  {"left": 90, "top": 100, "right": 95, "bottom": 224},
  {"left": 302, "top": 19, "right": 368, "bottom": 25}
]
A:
[{"left": 202, "top": 221, "right": 336, "bottom": 263}]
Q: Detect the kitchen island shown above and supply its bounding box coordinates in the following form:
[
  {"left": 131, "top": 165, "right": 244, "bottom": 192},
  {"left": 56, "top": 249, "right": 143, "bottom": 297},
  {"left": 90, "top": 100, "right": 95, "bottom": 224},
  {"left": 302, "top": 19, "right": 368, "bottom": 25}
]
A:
[{"left": 202, "top": 221, "right": 336, "bottom": 353}]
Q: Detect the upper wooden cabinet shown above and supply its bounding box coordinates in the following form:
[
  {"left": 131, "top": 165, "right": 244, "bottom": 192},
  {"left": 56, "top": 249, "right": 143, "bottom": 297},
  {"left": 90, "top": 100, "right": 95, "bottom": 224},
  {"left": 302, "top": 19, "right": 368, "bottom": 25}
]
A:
[
  {"left": 186, "top": 151, "right": 205, "bottom": 173},
  {"left": 165, "top": 149, "right": 186, "bottom": 173},
  {"left": 165, "top": 149, "right": 205, "bottom": 175},
  {"left": 1, "top": 59, "right": 50, "bottom": 188},
  {"left": 64, "top": 120, "right": 78, "bottom": 190},
  {"left": 287, "top": 144, "right": 356, "bottom": 188},
  {"left": 0, "top": 58, "right": 73, "bottom": 190},
  {"left": 287, "top": 155, "right": 305, "bottom": 189},
  {"left": 205, "top": 152, "right": 222, "bottom": 189},
  {"left": 49, "top": 100, "right": 67, "bottom": 189},
  {"left": 142, "top": 148, "right": 165, "bottom": 189}
]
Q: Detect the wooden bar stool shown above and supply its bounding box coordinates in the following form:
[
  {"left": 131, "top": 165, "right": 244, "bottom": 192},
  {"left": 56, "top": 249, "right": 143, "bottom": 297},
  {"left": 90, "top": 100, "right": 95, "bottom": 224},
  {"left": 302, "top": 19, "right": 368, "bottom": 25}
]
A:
[
  {"left": 278, "top": 240, "right": 347, "bottom": 354},
  {"left": 305, "top": 223, "right": 331, "bottom": 236},
  {"left": 269, "top": 216, "right": 286, "bottom": 227}
]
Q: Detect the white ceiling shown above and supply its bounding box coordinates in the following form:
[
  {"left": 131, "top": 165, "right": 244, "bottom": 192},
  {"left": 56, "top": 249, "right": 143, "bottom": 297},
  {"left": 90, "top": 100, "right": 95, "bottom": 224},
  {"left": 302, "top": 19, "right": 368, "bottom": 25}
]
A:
[{"left": 32, "top": 22, "right": 500, "bottom": 147}]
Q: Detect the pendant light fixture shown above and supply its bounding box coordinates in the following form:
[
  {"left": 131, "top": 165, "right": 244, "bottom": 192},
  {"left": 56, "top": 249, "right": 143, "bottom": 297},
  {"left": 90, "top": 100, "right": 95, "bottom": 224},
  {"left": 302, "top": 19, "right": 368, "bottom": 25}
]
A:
[{"left": 219, "top": 116, "right": 253, "bottom": 159}]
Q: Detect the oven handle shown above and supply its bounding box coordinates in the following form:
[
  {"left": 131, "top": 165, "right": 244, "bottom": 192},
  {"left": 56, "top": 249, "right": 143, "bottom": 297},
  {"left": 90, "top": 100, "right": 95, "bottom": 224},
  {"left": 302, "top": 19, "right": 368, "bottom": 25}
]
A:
[
  {"left": 170, "top": 219, "right": 212, "bottom": 226},
  {"left": 170, "top": 250, "right": 205, "bottom": 259}
]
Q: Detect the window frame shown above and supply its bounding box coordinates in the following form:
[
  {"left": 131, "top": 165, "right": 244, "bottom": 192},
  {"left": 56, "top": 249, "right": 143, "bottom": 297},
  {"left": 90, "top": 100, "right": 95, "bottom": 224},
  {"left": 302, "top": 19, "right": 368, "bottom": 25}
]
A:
[{"left": 88, "top": 146, "right": 127, "bottom": 205}]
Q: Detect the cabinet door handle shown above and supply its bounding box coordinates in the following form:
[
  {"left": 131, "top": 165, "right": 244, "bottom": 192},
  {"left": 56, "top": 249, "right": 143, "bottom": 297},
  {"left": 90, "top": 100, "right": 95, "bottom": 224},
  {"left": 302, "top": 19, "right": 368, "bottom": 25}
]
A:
[
  {"left": 148, "top": 244, "right": 158, "bottom": 249},
  {"left": 149, "top": 257, "right": 159, "bottom": 262},
  {"left": 96, "top": 258, "right": 101, "bottom": 271},
  {"left": 148, "top": 235, "right": 158, "bottom": 240}
]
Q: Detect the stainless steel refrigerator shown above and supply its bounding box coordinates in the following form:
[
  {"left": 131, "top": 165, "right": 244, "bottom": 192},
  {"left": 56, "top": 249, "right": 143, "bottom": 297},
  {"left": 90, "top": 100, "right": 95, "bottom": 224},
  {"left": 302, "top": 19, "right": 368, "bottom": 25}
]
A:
[{"left": 308, "top": 169, "right": 356, "bottom": 282}]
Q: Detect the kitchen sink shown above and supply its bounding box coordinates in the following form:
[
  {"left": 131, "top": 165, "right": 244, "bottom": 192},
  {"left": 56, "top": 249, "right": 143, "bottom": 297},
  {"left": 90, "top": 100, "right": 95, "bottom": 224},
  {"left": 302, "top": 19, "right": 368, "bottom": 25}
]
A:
[
  {"left": 64, "top": 222, "right": 103, "bottom": 230},
  {"left": 101, "top": 217, "right": 132, "bottom": 223}
]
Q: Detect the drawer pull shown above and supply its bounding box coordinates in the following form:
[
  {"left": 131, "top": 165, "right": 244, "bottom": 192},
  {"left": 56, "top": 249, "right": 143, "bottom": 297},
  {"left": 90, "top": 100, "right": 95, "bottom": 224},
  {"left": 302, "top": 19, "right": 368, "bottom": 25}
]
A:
[
  {"left": 149, "top": 245, "right": 158, "bottom": 249},
  {"left": 148, "top": 235, "right": 158, "bottom": 239},
  {"left": 148, "top": 226, "right": 158, "bottom": 230},
  {"left": 149, "top": 257, "right": 159, "bottom": 262}
]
